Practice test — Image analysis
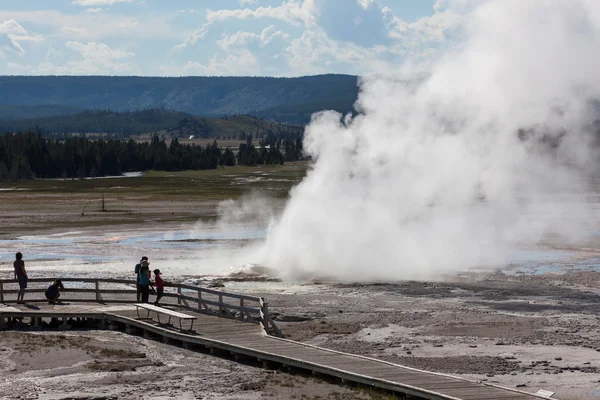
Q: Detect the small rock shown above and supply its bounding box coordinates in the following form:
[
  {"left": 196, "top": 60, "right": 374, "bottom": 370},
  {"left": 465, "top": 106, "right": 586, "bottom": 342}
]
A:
[
  {"left": 554, "top": 357, "right": 562, "bottom": 361},
  {"left": 469, "top": 345, "right": 478, "bottom": 348},
  {"left": 433, "top": 344, "right": 443, "bottom": 348},
  {"left": 516, "top": 384, "right": 527, "bottom": 388}
]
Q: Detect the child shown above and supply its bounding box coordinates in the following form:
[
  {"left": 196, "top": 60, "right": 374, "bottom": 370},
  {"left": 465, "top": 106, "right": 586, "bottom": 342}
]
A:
[
  {"left": 45, "top": 279, "right": 65, "bottom": 304},
  {"left": 153, "top": 269, "right": 164, "bottom": 306}
]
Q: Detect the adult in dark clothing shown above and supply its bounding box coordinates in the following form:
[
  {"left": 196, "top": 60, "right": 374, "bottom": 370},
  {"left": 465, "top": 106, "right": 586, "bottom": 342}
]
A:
[
  {"left": 14, "top": 252, "right": 27, "bottom": 304},
  {"left": 134, "top": 256, "right": 148, "bottom": 302},
  {"left": 138, "top": 260, "right": 151, "bottom": 303},
  {"left": 45, "top": 279, "right": 65, "bottom": 303}
]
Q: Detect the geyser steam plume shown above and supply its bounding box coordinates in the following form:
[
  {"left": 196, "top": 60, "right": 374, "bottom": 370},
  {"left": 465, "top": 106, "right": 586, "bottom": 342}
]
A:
[{"left": 259, "top": 0, "right": 600, "bottom": 281}]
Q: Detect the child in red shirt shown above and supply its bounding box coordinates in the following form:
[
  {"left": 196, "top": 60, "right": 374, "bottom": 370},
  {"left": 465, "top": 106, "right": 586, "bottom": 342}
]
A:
[{"left": 153, "top": 269, "right": 165, "bottom": 306}]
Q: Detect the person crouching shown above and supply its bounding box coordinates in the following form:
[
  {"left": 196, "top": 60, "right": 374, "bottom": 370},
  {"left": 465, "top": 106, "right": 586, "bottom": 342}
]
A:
[{"left": 45, "top": 279, "right": 64, "bottom": 304}]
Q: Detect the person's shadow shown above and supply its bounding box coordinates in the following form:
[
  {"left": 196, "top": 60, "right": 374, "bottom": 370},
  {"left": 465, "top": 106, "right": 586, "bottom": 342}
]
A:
[{"left": 24, "top": 304, "right": 40, "bottom": 310}]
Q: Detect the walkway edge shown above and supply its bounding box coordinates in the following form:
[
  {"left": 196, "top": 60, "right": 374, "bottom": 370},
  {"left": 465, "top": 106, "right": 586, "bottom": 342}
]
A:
[{"left": 267, "top": 335, "right": 547, "bottom": 399}]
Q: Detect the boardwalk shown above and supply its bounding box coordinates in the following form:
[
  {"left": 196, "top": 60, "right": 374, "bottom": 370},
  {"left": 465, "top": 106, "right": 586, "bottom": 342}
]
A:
[{"left": 0, "top": 278, "right": 548, "bottom": 400}]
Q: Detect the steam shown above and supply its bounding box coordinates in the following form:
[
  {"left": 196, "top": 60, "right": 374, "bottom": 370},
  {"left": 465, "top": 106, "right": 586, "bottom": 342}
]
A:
[{"left": 257, "top": 0, "right": 600, "bottom": 281}]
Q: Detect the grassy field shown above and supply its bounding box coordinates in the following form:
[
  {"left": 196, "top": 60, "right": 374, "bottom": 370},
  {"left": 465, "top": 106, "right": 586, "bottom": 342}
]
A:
[{"left": 0, "top": 162, "right": 308, "bottom": 238}]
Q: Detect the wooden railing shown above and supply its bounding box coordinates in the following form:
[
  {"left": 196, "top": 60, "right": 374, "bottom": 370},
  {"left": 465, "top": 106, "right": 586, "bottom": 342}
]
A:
[{"left": 0, "top": 277, "right": 281, "bottom": 336}]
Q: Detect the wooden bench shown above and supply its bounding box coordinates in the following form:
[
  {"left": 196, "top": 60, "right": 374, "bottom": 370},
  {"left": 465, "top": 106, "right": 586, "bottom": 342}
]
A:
[{"left": 135, "top": 303, "right": 197, "bottom": 332}]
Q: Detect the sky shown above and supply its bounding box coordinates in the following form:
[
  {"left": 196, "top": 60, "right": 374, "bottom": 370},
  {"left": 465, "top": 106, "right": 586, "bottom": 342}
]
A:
[{"left": 0, "top": 0, "right": 464, "bottom": 77}]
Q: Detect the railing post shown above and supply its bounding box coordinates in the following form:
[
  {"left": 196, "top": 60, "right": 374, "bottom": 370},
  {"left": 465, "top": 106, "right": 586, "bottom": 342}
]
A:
[
  {"left": 239, "top": 298, "right": 245, "bottom": 321},
  {"left": 0, "top": 282, "right": 4, "bottom": 304},
  {"left": 95, "top": 281, "right": 101, "bottom": 302},
  {"left": 197, "top": 289, "right": 202, "bottom": 311},
  {"left": 177, "top": 286, "right": 182, "bottom": 306},
  {"left": 261, "top": 298, "right": 269, "bottom": 332},
  {"left": 219, "top": 294, "right": 224, "bottom": 314}
]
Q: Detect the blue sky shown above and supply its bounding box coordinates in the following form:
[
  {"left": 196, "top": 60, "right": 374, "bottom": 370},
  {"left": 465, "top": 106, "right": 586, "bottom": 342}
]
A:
[{"left": 0, "top": 0, "right": 463, "bottom": 76}]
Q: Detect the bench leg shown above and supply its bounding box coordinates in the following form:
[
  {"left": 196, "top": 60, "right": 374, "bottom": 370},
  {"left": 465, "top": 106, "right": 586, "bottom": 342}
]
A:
[
  {"left": 136, "top": 307, "right": 140, "bottom": 319},
  {"left": 156, "top": 311, "right": 160, "bottom": 325}
]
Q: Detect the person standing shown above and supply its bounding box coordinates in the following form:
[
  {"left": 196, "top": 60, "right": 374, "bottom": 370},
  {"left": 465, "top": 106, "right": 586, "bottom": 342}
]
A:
[
  {"left": 14, "top": 252, "right": 27, "bottom": 304},
  {"left": 134, "top": 256, "right": 148, "bottom": 302},
  {"left": 138, "top": 259, "right": 151, "bottom": 303},
  {"left": 153, "top": 269, "right": 164, "bottom": 306}
]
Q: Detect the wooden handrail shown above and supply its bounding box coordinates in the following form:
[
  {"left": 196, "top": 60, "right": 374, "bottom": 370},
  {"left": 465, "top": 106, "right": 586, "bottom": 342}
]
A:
[
  {"left": 0, "top": 277, "right": 281, "bottom": 336},
  {"left": 0, "top": 278, "right": 262, "bottom": 301}
]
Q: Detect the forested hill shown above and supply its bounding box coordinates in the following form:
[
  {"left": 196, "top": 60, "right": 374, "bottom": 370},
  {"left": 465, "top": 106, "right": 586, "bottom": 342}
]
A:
[
  {"left": 0, "top": 109, "right": 304, "bottom": 138},
  {"left": 0, "top": 75, "right": 358, "bottom": 124},
  {"left": 0, "top": 109, "right": 190, "bottom": 136}
]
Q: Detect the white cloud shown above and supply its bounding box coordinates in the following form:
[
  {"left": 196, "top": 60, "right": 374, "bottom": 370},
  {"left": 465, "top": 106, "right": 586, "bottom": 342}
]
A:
[
  {"left": 175, "top": 0, "right": 316, "bottom": 51},
  {"left": 175, "top": 0, "right": 319, "bottom": 51},
  {"left": 206, "top": 0, "right": 317, "bottom": 27},
  {"left": 72, "top": 0, "right": 133, "bottom": 6},
  {"left": 217, "top": 25, "right": 289, "bottom": 51},
  {"left": 66, "top": 41, "right": 135, "bottom": 59},
  {"left": 0, "top": 19, "right": 39, "bottom": 56},
  {"left": 172, "top": 0, "right": 468, "bottom": 76},
  {"left": 60, "top": 26, "right": 87, "bottom": 35},
  {"left": 176, "top": 50, "right": 260, "bottom": 76},
  {"left": 0, "top": 19, "right": 27, "bottom": 35},
  {"left": 173, "top": 22, "right": 211, "bottom": 51},
  {"left": 0, "top": 10, "right": 178, "bottom": 41},
  {"left": 388, "top": 8, "right": 466, "bottom": 51},
  {"left": 284, "top": 29, "right": 374, "bottom": 75},
  {"left": 1, "top": 0, "right": 471, "bottom": 77},
  {"left": 9, "top": 34, "right": 45, "bottom": 42},
  {"left": 9, "top": 40, "right": 138, "bottom": 75}
]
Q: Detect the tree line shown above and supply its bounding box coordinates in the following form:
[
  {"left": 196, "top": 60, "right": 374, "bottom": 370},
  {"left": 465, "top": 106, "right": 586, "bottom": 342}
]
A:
[{"left": 0, "top": 133, "right": 304, "bottom": 182}]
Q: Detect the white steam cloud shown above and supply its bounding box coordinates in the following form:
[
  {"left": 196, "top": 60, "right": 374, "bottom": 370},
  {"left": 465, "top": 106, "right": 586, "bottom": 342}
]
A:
[{"left": 256, "top": 0, "right": 600, "bottom": 281}]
